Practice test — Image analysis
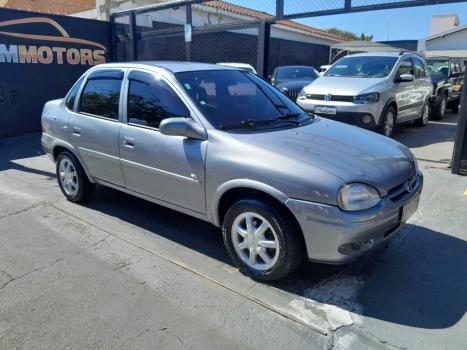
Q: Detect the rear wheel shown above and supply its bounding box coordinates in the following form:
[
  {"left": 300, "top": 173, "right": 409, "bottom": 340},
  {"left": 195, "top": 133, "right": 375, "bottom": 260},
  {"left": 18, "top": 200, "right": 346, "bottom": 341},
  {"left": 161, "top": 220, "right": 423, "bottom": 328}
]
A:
[
  {"left": 448, "top": 98, "right": 460, "bottom": 113},
  {"left": 432, "top": 94, "right": 447, "bottom": 120},
  {"left": 379, "top": 105, "right": 396, "bottom": 137},
  {"left": 56, "top": 152, "right": 95, "bottom": 203},
  {"left": 414, "top": 102, "right": 430, "bottom": 127},
  {"left": 223, "top": 199, "right": 304, "bottom": 281}
]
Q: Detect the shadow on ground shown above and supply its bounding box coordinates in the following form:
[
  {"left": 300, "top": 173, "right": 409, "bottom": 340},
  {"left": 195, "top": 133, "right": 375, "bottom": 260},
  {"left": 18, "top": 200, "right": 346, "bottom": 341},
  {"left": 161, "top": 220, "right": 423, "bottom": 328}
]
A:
[
  {"left": 393, "top": 112, "right": 458, "bottom": 149},
  {"left": 86, "top": 185, "right": 467, "bottom": 331},
  {"left": 0, "top": 133, "right": 55, "bottom": 178}
]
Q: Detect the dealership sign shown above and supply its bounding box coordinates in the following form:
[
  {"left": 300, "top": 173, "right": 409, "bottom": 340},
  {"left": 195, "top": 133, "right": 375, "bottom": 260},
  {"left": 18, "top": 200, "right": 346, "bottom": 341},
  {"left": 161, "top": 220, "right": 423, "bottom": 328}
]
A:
[
  {"left": 0, "top": 7, "right": 111, "bottom": 138},
  {"left": 0, "top": 17, "right": 106, "bottom": 65}
]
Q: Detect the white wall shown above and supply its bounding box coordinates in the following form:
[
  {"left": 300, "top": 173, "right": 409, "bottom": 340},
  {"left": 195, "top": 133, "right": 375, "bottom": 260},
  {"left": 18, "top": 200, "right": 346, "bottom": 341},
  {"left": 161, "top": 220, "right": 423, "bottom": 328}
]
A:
[
  {"left": 425, "top": 29, "right": 467, "bottom": 51},
  {"left": 431, "top": 14, "right": 459, "bottom": 35}
]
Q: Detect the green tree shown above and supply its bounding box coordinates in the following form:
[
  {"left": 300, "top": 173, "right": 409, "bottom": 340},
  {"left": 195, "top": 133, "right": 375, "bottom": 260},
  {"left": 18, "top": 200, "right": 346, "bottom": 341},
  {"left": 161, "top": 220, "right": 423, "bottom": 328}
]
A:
[{"left": 326, "top": 27, "right": 374, "bottom": 41}]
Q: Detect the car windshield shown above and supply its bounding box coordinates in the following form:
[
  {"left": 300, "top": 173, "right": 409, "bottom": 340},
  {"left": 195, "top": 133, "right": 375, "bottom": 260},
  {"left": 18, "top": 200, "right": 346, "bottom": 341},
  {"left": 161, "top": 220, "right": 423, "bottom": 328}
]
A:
[
  {"left": 427, "top": 59, "right": 450, "bottom": 79},
  {"left": 325, "top": 56, "right": 398, "bottom": 78},
  {"left": 276, "top": 67, "right": 317, "bottom": 80},
  {"left": 176, "top": 70, "right": 309, "bottom": 131}
]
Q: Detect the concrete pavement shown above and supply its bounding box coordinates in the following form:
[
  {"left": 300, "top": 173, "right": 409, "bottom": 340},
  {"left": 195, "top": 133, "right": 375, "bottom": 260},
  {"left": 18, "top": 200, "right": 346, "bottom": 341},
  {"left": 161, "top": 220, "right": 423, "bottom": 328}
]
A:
[{"left": 0, "top": 113, "right": 466, "bottom": 349}]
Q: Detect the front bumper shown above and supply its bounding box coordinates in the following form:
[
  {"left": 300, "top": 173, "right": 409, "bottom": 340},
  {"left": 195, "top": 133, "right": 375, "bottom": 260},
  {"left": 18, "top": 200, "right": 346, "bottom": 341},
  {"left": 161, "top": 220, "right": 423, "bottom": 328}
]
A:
[
  {"left": 297, "top": 98, "right": 384, "bottom": 129},
  {"left": 286, "top": 171, "right": 423, "bottom": 264}
]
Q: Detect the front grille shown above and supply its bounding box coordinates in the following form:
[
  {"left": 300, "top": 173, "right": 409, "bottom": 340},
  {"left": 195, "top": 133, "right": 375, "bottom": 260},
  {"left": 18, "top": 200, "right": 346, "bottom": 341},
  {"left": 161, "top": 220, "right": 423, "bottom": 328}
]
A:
[
  {"left": 387, "top": 173, "right": 417, "bottom": 202},
  {"left": 285, "top": 89, "right": 300, "bottom": 100},
  {"left": 307, "top": 94, "right": 354, "bottom": 102}
]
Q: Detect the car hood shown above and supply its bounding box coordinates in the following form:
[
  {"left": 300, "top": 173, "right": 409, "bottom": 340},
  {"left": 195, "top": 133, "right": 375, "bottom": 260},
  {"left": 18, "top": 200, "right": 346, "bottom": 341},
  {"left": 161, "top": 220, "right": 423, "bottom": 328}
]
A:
[
  {"left": 276, "top": 80, "right": 316, "bottom": 90},
  {"left": 303, "top": 76, "right": 385, "bottom": 95},
  {"left": 230, "top": 118, "right": 415, "bottom": 193}
]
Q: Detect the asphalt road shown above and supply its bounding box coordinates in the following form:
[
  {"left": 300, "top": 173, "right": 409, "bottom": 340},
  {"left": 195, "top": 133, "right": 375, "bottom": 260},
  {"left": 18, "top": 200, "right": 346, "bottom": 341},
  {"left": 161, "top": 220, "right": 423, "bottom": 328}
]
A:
[{"left": 0, "top": 113, "right": 466, "bottom": 349}]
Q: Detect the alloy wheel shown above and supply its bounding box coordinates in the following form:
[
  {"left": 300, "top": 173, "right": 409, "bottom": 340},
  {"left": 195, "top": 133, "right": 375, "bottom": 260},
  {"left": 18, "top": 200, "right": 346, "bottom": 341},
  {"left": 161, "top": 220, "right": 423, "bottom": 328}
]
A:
[
  {"left": 384, "top": 111, "right": 395, "bottom": 136},
  {"left": 441, "top": 97, "right": 447, "bottom": 116},
  {"left": 59, "top": 158, "right": 79, "bottom": 197},
  {"left": 231, "top": 212, "right": 280, "bottom": 271},
  {"left": 422, "top": 104, "right": 429, "bottom": 125}
]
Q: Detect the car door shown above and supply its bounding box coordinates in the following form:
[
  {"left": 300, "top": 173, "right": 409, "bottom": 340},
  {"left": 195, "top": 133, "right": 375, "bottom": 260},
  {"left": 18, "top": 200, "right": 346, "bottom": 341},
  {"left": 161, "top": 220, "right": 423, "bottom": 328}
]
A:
[
  {"left": 413, "top": 57, "right": 431, "bottom": 116},
  {"left": 69, "top": 69, "right": 125, "bottom": 187},
  {"left": 394, "top": 57, "right": 418, "bottom": 121},
  {"left": 119, "top": 69, "right": 207, "bottom": 214}
]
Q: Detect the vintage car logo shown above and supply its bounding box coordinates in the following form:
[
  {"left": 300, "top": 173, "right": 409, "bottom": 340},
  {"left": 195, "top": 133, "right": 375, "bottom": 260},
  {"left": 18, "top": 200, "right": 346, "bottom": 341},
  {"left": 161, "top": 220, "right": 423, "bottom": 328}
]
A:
[
  {"left": 324, "top": 94, "right": 332, "bottom": 101},
  {"left": 0, "top": 17, "right": 106, "bottom": 65}
]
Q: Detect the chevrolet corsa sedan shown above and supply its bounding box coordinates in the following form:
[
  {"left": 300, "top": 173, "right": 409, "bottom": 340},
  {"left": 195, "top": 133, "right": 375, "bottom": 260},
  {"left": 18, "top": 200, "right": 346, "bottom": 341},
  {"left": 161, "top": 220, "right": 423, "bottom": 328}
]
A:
[{"left": 41, "top": 62, "right": 423, "bottom": 280}]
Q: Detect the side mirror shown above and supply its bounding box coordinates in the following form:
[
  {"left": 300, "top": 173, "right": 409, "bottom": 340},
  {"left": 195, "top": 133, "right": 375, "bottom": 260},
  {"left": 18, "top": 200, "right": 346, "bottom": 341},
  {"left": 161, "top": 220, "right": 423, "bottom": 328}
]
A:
[
  {"left": 159, "top": 118, "right": 207, "bottom": 140},
  {"left": 397, "top": 73, "right": 415, "bottom": 82}
]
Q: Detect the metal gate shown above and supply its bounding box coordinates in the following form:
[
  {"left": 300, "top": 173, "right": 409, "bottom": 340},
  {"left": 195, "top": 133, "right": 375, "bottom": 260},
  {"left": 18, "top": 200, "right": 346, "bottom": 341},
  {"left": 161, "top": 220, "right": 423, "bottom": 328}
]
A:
[{"left": 111, "top": 4, "right": 269, "bottom": 76}]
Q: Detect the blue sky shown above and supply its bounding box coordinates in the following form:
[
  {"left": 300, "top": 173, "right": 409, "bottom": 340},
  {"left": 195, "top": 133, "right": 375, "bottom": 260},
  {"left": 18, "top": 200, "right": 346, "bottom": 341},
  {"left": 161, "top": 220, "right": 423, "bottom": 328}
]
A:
[{"left": 229, "top": 1, "right": 467, "bottom": 41}]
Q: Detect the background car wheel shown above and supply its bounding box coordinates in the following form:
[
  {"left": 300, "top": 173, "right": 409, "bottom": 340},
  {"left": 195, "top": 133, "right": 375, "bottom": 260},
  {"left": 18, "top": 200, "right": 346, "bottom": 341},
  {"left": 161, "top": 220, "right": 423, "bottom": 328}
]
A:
[
  {"left": 448, "top": 98, "right": 460, "bottom": 113},
  {"left": 432, "top": 94, "right": 447, "bottom": 120},
  {"left": 56, "top": 152, "right": 95, "bottom": 203},
  {"left": 414, "top": 102, "right": 430, "bottom": 127},
  {"left": 222, "top": 199, "right": 304, "bottom": 281},
  {"left": 379, "top": 105, "right": 396, "bottom": 137}
]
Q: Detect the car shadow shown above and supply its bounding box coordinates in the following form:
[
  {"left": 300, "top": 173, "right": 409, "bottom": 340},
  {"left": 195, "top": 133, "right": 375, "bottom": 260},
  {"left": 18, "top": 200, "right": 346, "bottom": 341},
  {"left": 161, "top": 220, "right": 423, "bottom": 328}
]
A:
[
  {"left": 0, "top": 132, "right": 55, "bottom": 178},
  {"left": 84, "top": 185, "right": 467, "bottom": 330},
  {"left": 393, "top": 112, "right": 458, "bottom": 149}
]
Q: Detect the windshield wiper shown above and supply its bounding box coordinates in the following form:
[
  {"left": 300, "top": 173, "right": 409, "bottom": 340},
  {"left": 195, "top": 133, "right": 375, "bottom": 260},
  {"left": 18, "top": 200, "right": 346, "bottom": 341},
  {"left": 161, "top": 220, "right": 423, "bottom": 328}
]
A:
[
  {"left": 274, "top": 112, "right": 313, "bottom": 124},
  {"left": 219, "top": 116, "right": 304, "bottom": 131}
]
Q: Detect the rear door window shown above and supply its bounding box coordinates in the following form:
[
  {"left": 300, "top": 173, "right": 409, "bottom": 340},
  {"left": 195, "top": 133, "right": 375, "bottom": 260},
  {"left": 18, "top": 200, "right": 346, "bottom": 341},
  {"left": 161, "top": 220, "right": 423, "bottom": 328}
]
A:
[
  {"left": 79, "top": 72, "right": 122, "bottom": 120},
  {"left": 413, "top": 58, "right": 426, "bottom": 78}
]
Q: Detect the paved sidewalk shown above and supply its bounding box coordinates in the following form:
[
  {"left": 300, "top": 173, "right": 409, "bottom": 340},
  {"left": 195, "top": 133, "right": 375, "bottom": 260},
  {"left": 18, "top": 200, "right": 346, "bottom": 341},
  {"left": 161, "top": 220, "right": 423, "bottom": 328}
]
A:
[{"left": 0, "top": 113, "right": 466, "bottom": 349}]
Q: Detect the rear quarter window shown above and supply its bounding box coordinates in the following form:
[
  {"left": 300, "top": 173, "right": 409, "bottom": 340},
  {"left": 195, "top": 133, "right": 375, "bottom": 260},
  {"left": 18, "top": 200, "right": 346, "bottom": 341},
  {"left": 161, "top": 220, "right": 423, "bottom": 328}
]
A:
[{"left": 65, "top": 78, "right": 84, "bottom": 111}]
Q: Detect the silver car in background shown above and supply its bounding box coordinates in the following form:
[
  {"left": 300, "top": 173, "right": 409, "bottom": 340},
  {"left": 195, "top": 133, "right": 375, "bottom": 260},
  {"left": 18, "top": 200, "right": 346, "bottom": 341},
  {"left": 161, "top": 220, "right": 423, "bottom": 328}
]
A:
[
  {"left": 42, "top": 62, "right": 422, "bottom": 280},
  {"left": 297, "top": 52, "right": 433, "bottom": 137}
]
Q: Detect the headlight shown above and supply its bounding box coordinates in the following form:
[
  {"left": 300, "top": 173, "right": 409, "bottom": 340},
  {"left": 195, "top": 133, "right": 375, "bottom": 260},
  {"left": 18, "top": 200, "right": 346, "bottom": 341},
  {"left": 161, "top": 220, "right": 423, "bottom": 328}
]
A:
[
  {"left": 337, "top": 183, "right": 381, "bottom": 211},
  {"left": 298, "top": 89, "right": 306, "bottom": 100},
  {"left": 353, "top": 92, "right": 379, "bottom": 104}
]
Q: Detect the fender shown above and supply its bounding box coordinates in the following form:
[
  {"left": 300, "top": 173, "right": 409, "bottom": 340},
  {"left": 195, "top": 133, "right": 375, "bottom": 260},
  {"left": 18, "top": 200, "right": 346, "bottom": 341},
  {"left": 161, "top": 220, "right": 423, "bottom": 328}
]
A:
[
  {"left": 210, "top": 179, "right": 289, "bottom": 227},
  {"left": 379, "top": 98, "right": 397, "bottom": 127},
  {"left": 48, "top": 137, "right": 95, "bottom": 183}
]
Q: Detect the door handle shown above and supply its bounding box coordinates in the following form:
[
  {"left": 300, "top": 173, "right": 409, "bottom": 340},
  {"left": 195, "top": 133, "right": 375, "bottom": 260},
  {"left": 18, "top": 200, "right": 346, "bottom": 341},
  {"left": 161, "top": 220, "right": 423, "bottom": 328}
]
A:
[
  {"left": 72, "top": 126, "right": 81, "bottom": 136},
  {"left": 123, "top": 137, "right": 135, "bottom": 148}
]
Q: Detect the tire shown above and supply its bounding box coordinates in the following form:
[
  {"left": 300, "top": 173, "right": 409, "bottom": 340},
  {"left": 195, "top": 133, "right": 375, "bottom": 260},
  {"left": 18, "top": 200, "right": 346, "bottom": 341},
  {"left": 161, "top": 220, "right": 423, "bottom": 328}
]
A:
[
  {"left": 448, "top": 98, "right": 460, "bottom": 113},
  {"left": 379, "top": 105, "right": 396, "bottom": 137},
  {"left": 56, "top": 151, "right": 95, "bottom": 203},
  {"left": 222, "top": 199, "right": 304, "bottom": 281},
  {"left": 414, "top": 102, "right": 430, "bottom": 127},
  {"left": 432, "top": 94, "right": 447, "bottom": 120}
]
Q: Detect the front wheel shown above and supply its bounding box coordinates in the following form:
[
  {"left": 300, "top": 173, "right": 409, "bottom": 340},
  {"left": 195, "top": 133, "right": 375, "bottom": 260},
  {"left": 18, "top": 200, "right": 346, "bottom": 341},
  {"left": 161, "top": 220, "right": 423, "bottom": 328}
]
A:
[
  {"left": 379, "top": 105, "right": 396, "bottom": 137},
  {"left": 223, "top": 199, "right": 304, "bottom": 281},
  {"left": 414, "top": 102, "right": 430, "bottom": 127}
]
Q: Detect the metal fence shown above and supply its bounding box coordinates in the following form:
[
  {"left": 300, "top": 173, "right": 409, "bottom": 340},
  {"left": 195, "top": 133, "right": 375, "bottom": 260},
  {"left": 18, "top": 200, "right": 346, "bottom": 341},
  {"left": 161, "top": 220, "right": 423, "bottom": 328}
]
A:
[{"left": 112, "top": 5, "right": 272, "bottom": 76}]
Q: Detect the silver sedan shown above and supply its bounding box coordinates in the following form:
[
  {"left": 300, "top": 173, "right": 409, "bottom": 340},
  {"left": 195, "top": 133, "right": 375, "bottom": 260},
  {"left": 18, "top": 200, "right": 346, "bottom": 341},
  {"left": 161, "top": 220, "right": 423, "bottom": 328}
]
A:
[{"left": 41, "top": 62, "right": 422, "bottom": 280}]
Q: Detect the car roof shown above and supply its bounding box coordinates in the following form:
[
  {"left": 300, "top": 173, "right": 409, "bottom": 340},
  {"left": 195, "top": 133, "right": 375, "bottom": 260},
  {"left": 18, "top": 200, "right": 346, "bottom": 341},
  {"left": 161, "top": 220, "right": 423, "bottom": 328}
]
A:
[
  {"left": 90, "top": 61, "right": 237, "bottom": 73},
  {"left": 346, "top": 51, "right": 413, "bottom": 58}
]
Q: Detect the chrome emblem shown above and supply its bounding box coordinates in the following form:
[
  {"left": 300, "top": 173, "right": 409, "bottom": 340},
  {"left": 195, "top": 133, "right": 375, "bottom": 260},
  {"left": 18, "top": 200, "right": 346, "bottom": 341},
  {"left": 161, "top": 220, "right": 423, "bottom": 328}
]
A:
[
  {"left": 324, "top": 94, "right": 332, "bottom": 101},
  {"left": 406, "top": 181, "right": 413, "bottom": 193}
]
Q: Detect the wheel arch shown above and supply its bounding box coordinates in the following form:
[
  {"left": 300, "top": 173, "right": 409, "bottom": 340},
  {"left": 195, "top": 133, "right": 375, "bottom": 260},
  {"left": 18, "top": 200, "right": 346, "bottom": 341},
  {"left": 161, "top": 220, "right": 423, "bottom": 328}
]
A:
[
  {"left": 379, "top": 98, "right": 398, "bottom": 127},
  {"left": 212, "top": 180, "right": 289, "bottom": 227},
  {"left": 51, "top": 141, "right": 95, "bottom": 183}
]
